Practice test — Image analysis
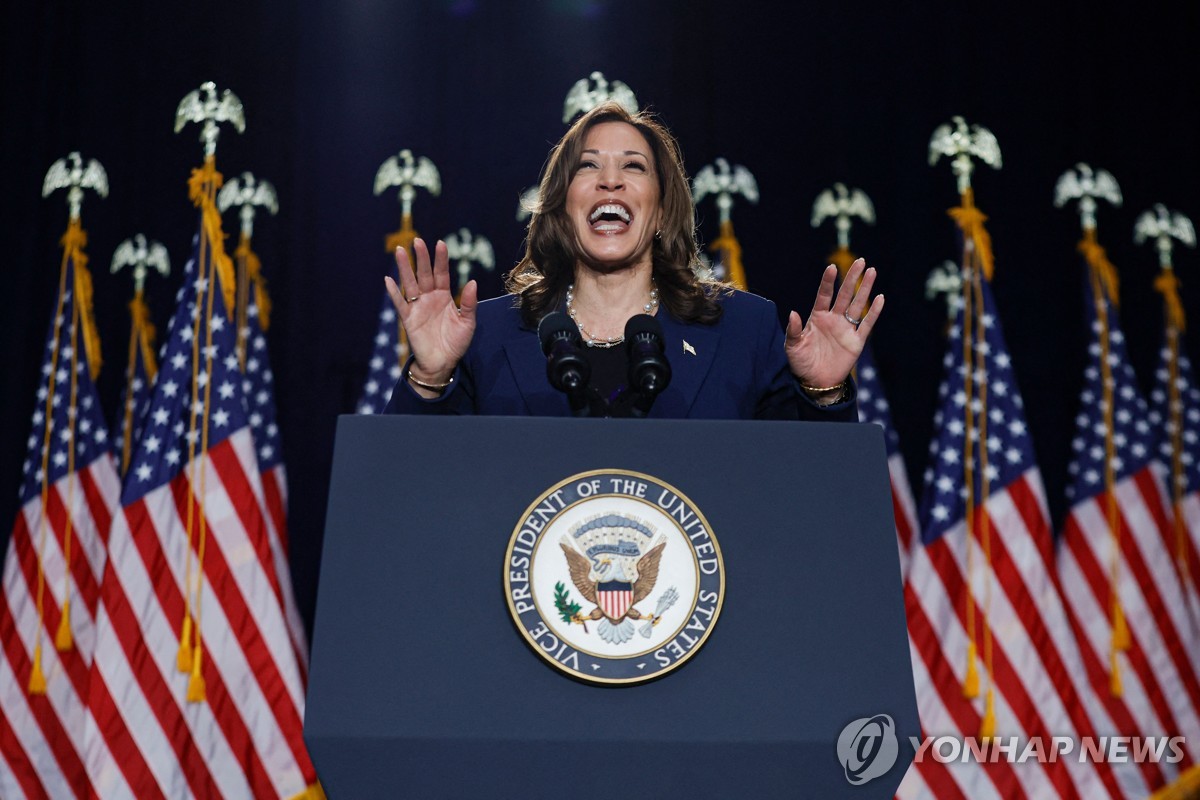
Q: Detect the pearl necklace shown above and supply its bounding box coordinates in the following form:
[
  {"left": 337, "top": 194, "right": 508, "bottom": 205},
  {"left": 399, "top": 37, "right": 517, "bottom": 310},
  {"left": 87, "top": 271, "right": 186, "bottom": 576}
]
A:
[{"left": 565, "top": 281, "right": 659, "bottom": 348}]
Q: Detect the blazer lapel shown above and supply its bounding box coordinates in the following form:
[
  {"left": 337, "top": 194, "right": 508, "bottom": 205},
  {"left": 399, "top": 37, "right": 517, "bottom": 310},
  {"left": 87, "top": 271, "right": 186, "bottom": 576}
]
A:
[
  {"left": 504, "top": 334, "right": 570, "bottom": 415},
  {"left": 651, "top": 313, "right": 719, "bottom": 418}
]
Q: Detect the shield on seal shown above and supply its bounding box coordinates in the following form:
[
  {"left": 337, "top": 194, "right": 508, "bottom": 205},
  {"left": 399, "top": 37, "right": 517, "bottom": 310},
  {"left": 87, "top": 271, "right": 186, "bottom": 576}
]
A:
[{"left": 597, "top": 581, "right": 634, "bottom": 621}]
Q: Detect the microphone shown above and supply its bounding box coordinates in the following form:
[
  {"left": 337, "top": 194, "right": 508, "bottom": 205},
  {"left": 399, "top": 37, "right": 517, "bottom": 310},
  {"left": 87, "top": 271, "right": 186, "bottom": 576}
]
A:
[
  {"left": 624, "top": 314, "right": 671, "bottom": 418},
  {"left": 538, "top": 312, "right": 594, "bottom": 417}
]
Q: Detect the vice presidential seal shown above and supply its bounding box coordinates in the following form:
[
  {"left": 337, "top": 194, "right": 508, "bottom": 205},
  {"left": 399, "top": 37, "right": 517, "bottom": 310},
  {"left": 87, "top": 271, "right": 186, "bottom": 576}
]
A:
[{"left": 504, "top": 469, "right": 725, "bottom": 684}]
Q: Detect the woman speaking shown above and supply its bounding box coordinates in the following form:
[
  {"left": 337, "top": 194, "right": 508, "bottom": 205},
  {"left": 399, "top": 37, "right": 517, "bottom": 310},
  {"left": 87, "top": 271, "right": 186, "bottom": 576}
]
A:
[{"left": 383, "top": 102, "right": 883, "bottom": 420}]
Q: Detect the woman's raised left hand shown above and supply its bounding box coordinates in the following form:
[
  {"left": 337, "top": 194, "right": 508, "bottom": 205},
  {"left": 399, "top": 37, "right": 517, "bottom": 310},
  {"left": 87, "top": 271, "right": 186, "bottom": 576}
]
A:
[{"left": 784, "top": 258, "right": 884, "bottom": 390}]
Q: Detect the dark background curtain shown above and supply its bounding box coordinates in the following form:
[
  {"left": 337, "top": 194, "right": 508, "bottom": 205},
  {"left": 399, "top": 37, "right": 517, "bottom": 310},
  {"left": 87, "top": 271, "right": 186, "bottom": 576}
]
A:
[{"left": 2, "top": 0, "right": 1197, "bottom": 636}]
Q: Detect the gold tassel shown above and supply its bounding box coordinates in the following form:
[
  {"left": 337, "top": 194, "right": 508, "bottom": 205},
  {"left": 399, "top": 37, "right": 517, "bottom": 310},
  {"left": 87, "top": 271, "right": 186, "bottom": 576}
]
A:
[
  {"left": 385, "top": 214, "right": 418, "bottom": 256},
  {"left": 289, "top": 783, "right": 328, "bottom": 800},
  {"left": 1155, "top": 270, "right": 1187, "bottom": 333},
  {"left": 709, "top": 219, "right": 747, "bottom": 290},
  {"left": 948, "top": 189, "right": 994, "bottom": 281},
  {"left": 235, "top": 235, "right": 272, "bottom": 331},
  {"left": 828, "top": 246, "right": 857, "bottom": 280},
  {"left": 254, "top": 276, "right": 271, "bottom": 332},
  {"left": 963, "top": 640, "right": 980, "bottom": 698},
  {"left": 187, "top": 646, "right": 206, "bottom": 703},
  {"left": 28, "top": 644, "right": 47, "bottom": 695},
  {"left": 60, "top": 221, "right": 103, "bottom": 380},
  {"left": 1111, "top": 593, "right": 1128, "bottom": 696},
  {"left": 979, "top": 688, "right": 996, "bottom": 739},
  {"left": 129, "top": 294, "right": 159, "bottom": 382},
  {"left": 1079, "top": 230, "right": 1120, "bottom": 306},
  {"left": 1112, "top": 599, "right": 1131, "bottom": 650},
  {"left": 188, "top": 157, "right": 237, "bottom": 316},
  {"left": 1148, "top": 763, "right": 1200, "bottom": 799},
  {"left": 55, "top": 597, "right": 73, "bottom": 651},
  {"left": 72, "top": 252, "right": 103, "bottom": 380},
  {"left": 176, "top": 615, "right": 193, "bottom": 673}
]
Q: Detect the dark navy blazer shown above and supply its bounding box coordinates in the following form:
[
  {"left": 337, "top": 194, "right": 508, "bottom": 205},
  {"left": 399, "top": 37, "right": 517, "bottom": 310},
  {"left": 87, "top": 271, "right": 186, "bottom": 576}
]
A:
[{"left": 383, "top": 290, "right": 857, "bottom": 421}]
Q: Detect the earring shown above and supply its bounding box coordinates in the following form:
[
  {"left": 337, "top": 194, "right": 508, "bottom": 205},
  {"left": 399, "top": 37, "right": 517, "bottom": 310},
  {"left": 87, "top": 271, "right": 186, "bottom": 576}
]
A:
[{"left": 654, "top": 229, "right": 662, "bottom": 239}]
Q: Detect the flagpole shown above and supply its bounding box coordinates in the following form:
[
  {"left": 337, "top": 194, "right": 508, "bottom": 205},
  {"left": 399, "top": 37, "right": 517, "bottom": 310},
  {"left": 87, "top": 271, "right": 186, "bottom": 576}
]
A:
[
  {"left": 218, "top": 171, "right": 279, "bottom": 368},
  {"left": 28, "top": 154, "right": 108, "bottom": 692},
  {"left": 112, "top": 234, "right": 168, "bottom": 477},
  {"left": 693, "top": 158, "right": 759, "bottom": 290},
  {"left": 173, "top": 81, "right": 245, "bottom": 695},
  {"left": 930, "top": 116, "right": 1003, "bottom": 739},
  {"left": 811, "top": 184, "right": 874, "bottom": 290},
  {"left": 1137, "top": 204, "right": 1198, "bottom": 604},
  {"left": 1056, "top": 164, "right": 1133, "bottom": 695}
]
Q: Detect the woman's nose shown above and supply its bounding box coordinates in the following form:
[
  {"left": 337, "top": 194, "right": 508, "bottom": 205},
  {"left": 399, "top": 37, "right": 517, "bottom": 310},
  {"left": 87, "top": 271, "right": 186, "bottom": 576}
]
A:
[{"left": 598, "top": 161, "right": 623, "bottom": 190}]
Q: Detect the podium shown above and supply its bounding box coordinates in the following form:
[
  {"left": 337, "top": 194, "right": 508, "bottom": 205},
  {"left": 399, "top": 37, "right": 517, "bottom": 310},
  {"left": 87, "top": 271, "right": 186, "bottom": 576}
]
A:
[{"left": 306, "top": 416, "right": 918, "bottom": 798}]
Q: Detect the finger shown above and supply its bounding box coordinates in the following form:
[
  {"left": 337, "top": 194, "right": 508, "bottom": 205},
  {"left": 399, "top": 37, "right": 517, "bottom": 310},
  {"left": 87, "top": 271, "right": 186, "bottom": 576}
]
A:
[
  {"left": 784, "top": 309, "right": 804, "bottom": 345},
  {"left": 459, "top": 279, "right": 479, "bottom": 321},
  {"left": 413, "top": 238, "right": 436, "bottom": 293},
  {"left": 809, "top": 265, "right": 838, "bottom": 318},
  {"left": 832, "top": 258, "right": 866, "bottom": 314},
  {"left": 384, "top": 275, "right": 407, "bottom": 316},
  {"left": 432, "top": 240, "right": 451, "bottom": 292},
  {"left": 394, "top": 246, "right": 420, "bottom": 303},
  {"left": 855, "top": 294, "right": 886, "bottom": 339},
  {"left": 845, "top": 267, "right": 877, "bottom": 320}
]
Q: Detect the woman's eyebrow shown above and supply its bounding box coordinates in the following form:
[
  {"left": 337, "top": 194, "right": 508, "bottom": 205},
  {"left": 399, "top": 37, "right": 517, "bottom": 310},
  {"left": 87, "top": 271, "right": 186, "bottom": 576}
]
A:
[{"left": 581, "top": 148, "right": 648, "bottom": 157}]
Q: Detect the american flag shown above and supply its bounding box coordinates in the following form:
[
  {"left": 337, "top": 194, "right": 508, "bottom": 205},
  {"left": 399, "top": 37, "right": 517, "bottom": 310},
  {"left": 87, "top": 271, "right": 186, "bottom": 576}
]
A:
[
  {"left": 1056, "top": 266, "right": 1200, "bottom": 797},
  {"left": 900, "top": 265, "right": 1128, "bottom": 798},
  {"left": 112, "top": 295, "right": 157, "bottom": 478},
  {"left": 240, "top": 266, "right": 309, "bottom": 676},
  {"left": 0, "top": 241, "right": 119, "bottom": 798},
  {"left": 356, "top": 292, "right": 406, "bottom": 414},
  {"left": 1148, "top": 321, "right": 1200, "bottom": 626},
  {"left": 83, "top": 171, "right": 317, "bottom": 798},
  {"left": 854, "top": 344, "right": 919, "bottom": 579}
]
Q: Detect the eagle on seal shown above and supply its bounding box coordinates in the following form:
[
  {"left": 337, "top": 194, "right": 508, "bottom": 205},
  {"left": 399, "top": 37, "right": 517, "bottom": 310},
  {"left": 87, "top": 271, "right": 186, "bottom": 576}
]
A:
[{"left": 560, "top": 536, "right": 666, "bottom": 645}]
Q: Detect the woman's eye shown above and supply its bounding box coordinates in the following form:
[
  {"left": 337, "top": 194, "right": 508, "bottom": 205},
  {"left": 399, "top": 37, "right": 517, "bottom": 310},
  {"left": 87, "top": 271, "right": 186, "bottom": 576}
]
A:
[
  {"left": 578, "top": 160, "right": 598, "bottom": 170},
  {"left": 625, "top": 162, "right": 646, "bottom": 172}
]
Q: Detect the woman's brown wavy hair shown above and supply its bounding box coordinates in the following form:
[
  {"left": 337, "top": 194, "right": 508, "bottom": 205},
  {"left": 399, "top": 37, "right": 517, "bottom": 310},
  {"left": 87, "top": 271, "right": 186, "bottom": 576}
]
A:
[{"left": 505, "top": 102, "right": 727, "bottom": 328}]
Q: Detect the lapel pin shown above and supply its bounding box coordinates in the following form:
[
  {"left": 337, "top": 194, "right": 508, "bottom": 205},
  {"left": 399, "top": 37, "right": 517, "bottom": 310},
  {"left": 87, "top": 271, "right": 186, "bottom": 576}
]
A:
[{"left": 683, "top": 340, "right": 696, "bottom": 356}]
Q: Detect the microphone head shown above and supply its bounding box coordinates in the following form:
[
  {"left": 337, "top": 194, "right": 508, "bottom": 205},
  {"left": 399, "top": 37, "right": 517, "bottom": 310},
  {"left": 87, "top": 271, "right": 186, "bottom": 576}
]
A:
[
  {"left": 538, "top": 311, "right": 580, "bottom": 355},
  {"left": 625, "top": 313, "right": 670, "bottom": 398},
  {"left": 624, "top": 313, "right": 664, "bottom": 344}
]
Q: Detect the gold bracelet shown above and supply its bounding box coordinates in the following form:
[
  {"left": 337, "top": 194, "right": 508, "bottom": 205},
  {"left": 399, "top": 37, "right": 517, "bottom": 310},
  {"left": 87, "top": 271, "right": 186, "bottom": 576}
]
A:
[
  {"left": 407, "top": 370, "right": 454, "bottom": 391},
  {"left": 799, "top": 379, "right": 845, "bottom": 394}
]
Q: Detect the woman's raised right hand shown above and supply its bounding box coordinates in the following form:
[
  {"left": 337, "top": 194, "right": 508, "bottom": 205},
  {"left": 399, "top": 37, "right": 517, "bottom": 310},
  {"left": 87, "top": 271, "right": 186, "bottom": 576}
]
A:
[{"left": 384, "top": 237, "right": 478, "bottom": 385}]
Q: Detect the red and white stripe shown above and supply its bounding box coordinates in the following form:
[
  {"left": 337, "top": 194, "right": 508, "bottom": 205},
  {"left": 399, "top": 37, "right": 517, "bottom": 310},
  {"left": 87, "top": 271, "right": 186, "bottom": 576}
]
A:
[
  {"left": 1057, "top": 465, "right": 1200, "bottom": 796},
  {"left": 0, "top": 455, "right": 118, "bottom": 799},
  {"left": 890, "top": 452, "right": 919, "bottom": 580},
  {"left": 1179, "top": 481, "right": 1200, "bottom": 628},
  {"left": 84, "top": 429, "right": 315, "bottom": 799},
  {"left": 259, "top": 462, "right": 309, "bottom": 680},
  {"left": 898, "top": 469, "right": 1140, "bottom": 799},
  {"left": 599, "top": 587, "right": 632, "bottom": 621}
]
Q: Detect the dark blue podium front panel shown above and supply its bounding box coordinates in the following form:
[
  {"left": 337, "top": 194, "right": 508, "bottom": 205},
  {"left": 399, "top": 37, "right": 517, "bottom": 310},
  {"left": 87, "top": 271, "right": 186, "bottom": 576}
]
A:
[{"left": 306, "top": 416, "right": 917, "bottom": 799}]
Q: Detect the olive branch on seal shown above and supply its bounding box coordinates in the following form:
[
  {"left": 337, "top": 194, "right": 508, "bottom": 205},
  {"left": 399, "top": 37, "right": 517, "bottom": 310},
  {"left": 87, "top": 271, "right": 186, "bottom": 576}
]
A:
[{"left": 553, "top": 581, "right": 589, "bottom": 632}]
